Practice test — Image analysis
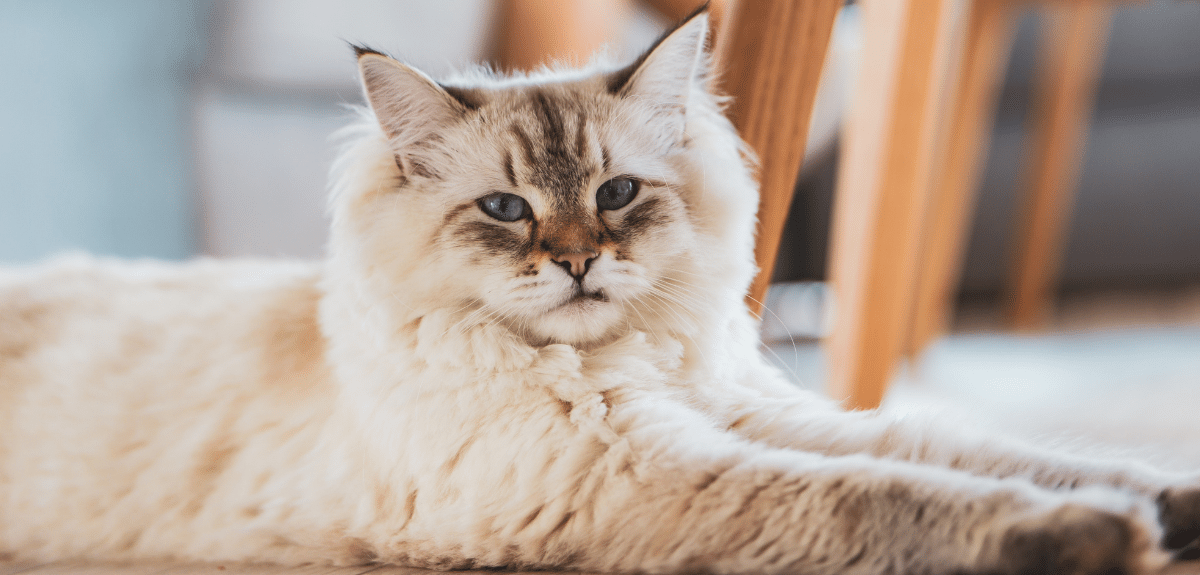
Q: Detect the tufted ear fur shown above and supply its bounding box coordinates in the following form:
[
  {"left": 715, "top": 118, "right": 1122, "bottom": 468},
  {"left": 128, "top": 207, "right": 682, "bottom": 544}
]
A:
[
  {"left": 606, "top": 8, "right": 710, "bottom": 137},
  {"left": 355, "top": 47, "right": 474, "bottom": 174}
]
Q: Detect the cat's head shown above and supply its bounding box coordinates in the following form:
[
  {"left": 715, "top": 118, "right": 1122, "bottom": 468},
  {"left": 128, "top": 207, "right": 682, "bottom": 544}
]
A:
[{"left": 330, "top": 10, "right": 757, "bottom": 348}]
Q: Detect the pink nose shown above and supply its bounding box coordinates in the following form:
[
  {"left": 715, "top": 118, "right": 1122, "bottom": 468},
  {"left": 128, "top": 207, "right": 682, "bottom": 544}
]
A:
[{"left": 552, "top": 251, "right": 597, "bottom": 279}]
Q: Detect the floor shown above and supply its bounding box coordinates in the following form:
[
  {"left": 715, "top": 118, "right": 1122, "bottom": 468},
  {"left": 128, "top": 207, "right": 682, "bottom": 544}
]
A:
[
  {"left": 5, "top": 286, "right": 1200, "bottom": 574},
  {"left": 0, "top": 563, "right": 589, "bottom": 575},
  {"left": 0, "top": 560, "right": 1195, "bottom": 575},
  {"left": 0, "top": 565, "right": 378, "bottom": 575},
  {"left": 766, "top": 284, "right": 1200, "bottom": 470}
]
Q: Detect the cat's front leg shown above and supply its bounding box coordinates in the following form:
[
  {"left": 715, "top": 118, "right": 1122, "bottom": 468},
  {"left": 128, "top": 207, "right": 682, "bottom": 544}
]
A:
[
  {"left": 580, "top": 393, "right": 1169, "bottom": 575},
  {"left": 695, "top": 365, "right": 1200, "bottom": 556}
]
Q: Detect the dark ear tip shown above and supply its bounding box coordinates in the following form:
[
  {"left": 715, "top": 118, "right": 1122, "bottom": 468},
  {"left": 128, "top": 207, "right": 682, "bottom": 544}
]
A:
[
  {"left": 605, "top": 2, "right": 711, "bottom": 95},
  {"left": 682, "top": 1, "right": 710, "bottom": 22},
  {"left": 351, "top": 44, "right": 387, "bottom": 59}
]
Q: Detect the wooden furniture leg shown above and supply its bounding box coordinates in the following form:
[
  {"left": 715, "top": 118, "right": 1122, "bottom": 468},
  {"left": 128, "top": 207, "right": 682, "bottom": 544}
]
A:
[
  {"left": 825, "top": 0, "right": 963, "bottom": 410},
  {"left": 906, "top": 0, "right": 1019, "bottom": 356},
  {"left": 1006, "top": 2, "right": 1112, "bottom": 330},
  {"left": 643, "top": 0, "right": 728, "bottom": 47},
  {"left": 717, "top": 0, "right": 842, "bottom": 315},
  {"left": 493, "top": 0, "right": 632, "bottom": 72}
]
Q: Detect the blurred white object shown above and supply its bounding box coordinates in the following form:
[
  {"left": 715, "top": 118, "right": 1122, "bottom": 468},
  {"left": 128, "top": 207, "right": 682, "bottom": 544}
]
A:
[
  {"left": 760, "top": 281, "right": 833, "bottom": 342},
  {"left": 804, "top": 5, "right": 860, "bottom": 167},
  {"left": 211, "top": 0, "right": 493, "bottom": 88}
]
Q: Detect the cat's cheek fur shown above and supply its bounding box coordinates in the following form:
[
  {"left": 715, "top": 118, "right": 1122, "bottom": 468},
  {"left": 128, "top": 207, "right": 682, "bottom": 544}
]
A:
[{"left": 582, "top": 257, "right": 654, "bottom": 302}]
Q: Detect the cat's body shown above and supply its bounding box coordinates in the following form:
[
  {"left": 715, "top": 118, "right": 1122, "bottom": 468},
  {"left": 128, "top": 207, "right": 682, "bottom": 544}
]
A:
[{"left": 2, "top": 11, "right": 1199, "bottom": 574}]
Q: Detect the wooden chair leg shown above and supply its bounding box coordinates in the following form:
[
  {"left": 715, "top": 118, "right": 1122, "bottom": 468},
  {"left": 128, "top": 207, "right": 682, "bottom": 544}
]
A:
[
  {"left": 643, "top": 0, "right": 728, "bottom": 46},
  {"left": 824, "top": 0, "right": 963, "bottom": 410},
  {"left": 906, "top": 0, "right": 1019, "bottom": 356},
  {"left": 1006, "top": 3, "right": 1112, "bottom": 330},
  {"left": 718, "top": 0, "right": 842, "bottom": 315},
  {"left": 493, "top": 0, "right": 632, "bottom": 72}
]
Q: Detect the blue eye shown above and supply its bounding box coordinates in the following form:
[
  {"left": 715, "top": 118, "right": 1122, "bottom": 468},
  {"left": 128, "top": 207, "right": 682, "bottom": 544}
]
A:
[
  {"left": 596, "top": 177, "right": 639, "bottom": 211},
  {"left": 478, "top": 193, "right": 530, "bottom": 222}
]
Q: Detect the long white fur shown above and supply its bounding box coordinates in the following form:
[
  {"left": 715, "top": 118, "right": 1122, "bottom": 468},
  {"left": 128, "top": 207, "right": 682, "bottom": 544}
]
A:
[{"left": 1, "top": 13, "right": 1196, "bottom": 575}]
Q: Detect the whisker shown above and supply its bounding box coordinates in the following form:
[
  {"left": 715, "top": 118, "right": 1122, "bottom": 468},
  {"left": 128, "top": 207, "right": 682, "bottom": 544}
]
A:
[{"left": 639, "top": 293, "right": 702, "bottom": 355}]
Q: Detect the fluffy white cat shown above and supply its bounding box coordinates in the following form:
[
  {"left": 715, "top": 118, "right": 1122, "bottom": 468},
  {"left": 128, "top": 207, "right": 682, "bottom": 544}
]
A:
[{"left": 2, "top": 10, "right": 1198, "bottom": 575}]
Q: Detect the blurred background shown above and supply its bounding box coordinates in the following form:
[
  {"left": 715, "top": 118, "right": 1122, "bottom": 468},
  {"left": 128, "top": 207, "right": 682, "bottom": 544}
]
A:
[
  {"left": 3, "top": 0, "right": 1198, "bottom": 299},
  {"left": 1, "top": 0, "right": 1199, "bottom": 462},
  {"left": 0, "top": 0, "right": 670, "bottom": 263}
]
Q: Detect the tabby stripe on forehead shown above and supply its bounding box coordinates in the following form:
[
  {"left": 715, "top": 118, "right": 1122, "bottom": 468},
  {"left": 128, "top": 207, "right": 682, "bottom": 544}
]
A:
[
  {"left": 511, "top": 124, "right": 537, "bottom": 171},
  {"left": 503, "top": 151, "right": 517, "bottom": 187},
  {"left": 532, "top": 91, "right": 566, "bottom": 145},
  {"left": 531, "top": 92, "right": 580, "bottom": 176},
  {"left": 601, "top": 146, "right": 612, "bottom": 173},
  {"left": 574, "top": 109, "right": 588, "bottom": 159}
]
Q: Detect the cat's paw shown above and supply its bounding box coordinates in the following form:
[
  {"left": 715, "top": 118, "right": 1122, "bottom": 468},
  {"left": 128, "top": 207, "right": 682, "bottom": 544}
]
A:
[
  {"left": 1158, "top": 486, "right": 1200, "bottom": 560},
  {"left": 982, "top": 504, "right": 1164, "bottom": 575}
]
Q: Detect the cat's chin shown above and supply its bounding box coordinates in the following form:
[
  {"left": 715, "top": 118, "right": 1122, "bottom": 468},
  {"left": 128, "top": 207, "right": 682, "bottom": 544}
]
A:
[{"left": 523, "top": 296, "right": 625, "bottom": 347}]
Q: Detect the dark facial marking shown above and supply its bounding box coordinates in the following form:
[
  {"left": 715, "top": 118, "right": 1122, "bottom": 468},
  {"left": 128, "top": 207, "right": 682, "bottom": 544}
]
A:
[
  {"left": 409, "top": 158, "right": 439, "bottom": 180},
  {"left": 601, "top": 146, "right": 612, "bottom": 173},
  {"left": 391, "top": 156, "right": 409, "bottom": 188},
  {"left": 610, "top": 196, "right": 669, "bottom": 244},
  {"left": 502, "top": 95, "right": 601, "bottom": 224},
  {"left": 441, "top": 202, "right": 475, "bottom": 226},
  {"left": 574, "top": 109, "right": 589, "bottom": 159},
  {"left": 521, "top": 91, "right": 591, "bottom": 210},
  {"left": 457, "top": 221, "right": 531, "bottom": 261},
  {"left": 532, "top": 91, "right": 566, "bottom": 144},
  {"left": 503, "top": 151, "right": 517, "bottom": 187},
  {"left": 595, "top": 225, "right": 612, "bottom": 246},
  {"left": 527, "top": 217, "right": 539, "bottom": 247},
  {"left": 510, "top": 123, "right": 538, "bottom": 171},
  {"left": 404, "top": 134, "right": 451, "bottom": 180}
]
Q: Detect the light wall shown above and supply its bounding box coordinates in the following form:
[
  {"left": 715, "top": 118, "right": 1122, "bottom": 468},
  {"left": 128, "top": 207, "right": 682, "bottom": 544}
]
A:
[{"left": 0, "top": 0, "right": 210, "bottom": 263}]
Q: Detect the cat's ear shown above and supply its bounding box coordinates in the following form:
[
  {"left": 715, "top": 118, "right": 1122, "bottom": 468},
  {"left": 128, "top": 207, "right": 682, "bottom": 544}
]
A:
[
  {"left": 355, "top": 46, "right": 477, "bottom": 159},
  {"left": 606, "top": 7, "right": 710, "bottom": 131}
]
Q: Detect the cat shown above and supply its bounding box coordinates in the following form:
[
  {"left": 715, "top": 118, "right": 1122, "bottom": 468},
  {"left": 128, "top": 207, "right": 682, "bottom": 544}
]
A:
[{"left": 2, "top": 8, "right": 1199, "bottom": 574}]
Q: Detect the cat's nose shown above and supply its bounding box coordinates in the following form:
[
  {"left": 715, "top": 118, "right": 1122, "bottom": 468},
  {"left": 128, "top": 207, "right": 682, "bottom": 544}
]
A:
[{"left": 552, "top": 251, "right": 597, "bottom": 280}]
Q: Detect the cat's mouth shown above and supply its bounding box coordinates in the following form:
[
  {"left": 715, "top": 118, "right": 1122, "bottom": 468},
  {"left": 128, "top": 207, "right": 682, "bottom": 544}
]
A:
[{"left": 560, "top": 286, "right": 609, "bottom": 307}]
